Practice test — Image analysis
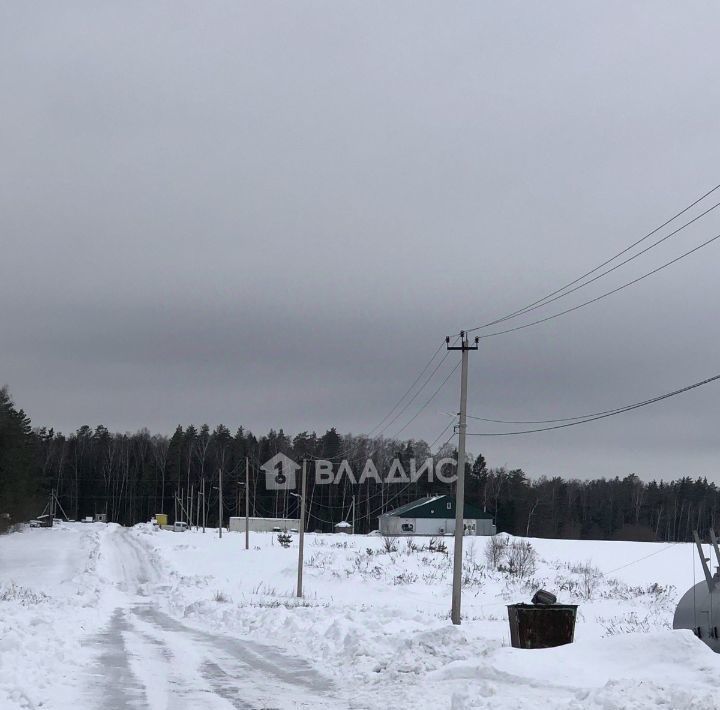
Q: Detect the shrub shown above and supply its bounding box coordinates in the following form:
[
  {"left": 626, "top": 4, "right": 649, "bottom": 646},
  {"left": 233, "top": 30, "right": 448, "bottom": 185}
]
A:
[
  {"left": 462, "top": 558, "right": 486, "bottom": 588},
  {"left": 392, "top": 572, "right": 419, "bottom": 585},
  {"left": 382, "top": 535, "right": 398, "bottom": 553},
  {"left": 577, "top": 561, "right": 602, "bottom": 600},
  {"left": 484, "top": 535, "right": 507, "bottom": 569},
  {"left": 502, "top": 540, "right": 537, "bottom": 578},
  {"left": 0, "top": 583, "right": 49, "bottom": 605},
  {"left": 277, "top": 531, "right": 293, "bottom": 548},
  {"left": 429, "top": 537, "right": 448, "bottom": 554}
]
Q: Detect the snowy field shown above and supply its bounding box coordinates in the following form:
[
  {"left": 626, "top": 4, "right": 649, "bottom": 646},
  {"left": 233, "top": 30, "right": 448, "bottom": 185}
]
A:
[{"left": 2, "top": 523, "right": 720, "bottom": 709}]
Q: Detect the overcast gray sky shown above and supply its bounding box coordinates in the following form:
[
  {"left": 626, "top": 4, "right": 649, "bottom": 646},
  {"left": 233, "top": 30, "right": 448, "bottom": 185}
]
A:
[{"left": 2, "top": 1, "right": 719, "bottom": 480}]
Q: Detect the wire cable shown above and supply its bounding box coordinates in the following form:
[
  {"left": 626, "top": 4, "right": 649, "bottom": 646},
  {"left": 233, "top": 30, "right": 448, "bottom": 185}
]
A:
[
  {"left": 603, "top": 542, "right": 679, "bottom": 575},
  {"left": 381, "top": 351, "right": 454, "bottom": 435},
  {"left": 429, "top": 416, "right": 458, "bottom": 449},
  {"left": 321, "top": 336, "right": 462, "bottom": 465},
  {"left": 321, "top": 337, "right": 459, "bottom": 463},
  {"left": 470, "top": 230, "right": 720, "bottom": 339},
  {"left": 462, "top": 182, "right": 720, "bottom": 334},
  {"left": 391, "top": 360, "right": 461, "bottom": 438},
  {"left": 367, "top": 340, "right": 446, "bottom": 436},
  {"left": 467, "top": 372, "right": 720, "bottom": 424},
  {"left": 476, "top": 201, "right": 720, "bottom": 330},
  {"left": 465, "top": 372, "right": 720, "bottom": 436}
]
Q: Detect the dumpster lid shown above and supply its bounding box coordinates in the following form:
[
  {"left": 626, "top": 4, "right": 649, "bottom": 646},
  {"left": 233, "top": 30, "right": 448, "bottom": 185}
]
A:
[{"left": 531, "top": 589, "right": 557, "bottom": 605}]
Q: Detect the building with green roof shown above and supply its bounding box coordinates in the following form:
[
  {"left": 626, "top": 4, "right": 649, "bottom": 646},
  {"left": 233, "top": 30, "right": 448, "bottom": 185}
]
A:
[{"left": 378, "top": 495, "right": 496, "bottom": 536}]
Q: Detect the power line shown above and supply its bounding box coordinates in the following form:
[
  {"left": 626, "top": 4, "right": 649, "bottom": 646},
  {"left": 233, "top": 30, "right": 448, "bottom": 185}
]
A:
[
  {"left": 318, "top": 337, "right": 459, "bottom": 464},
  {"left": 367, "top": 340, "right": 446, "bottom": 436},
  {"left": 477, "top": 200, "right": 720, "bottom": 330},
  {"left": 319, "top": 335, "right": 462, "bottom": 465},
  {"left": 391, "top": 360, "right": 460, "bottom": 438},
  {"left": 470, "top": 230, "right": 720, "bottom": 339},
  {"left": 465, "top": 372, "right": 720, "bottom": 436},
  {"left": 467, "top": 372, "right": 720, "bottom": 423},
  {"left": 381, "top": 351, "right": 454, "bottom": 435},
  {"left": 603, "top": 543, "right": 679, "bottom": 575},
  {"left": 429, "top": 416, "right": 458, "bottom": 449},
  {"left": 462, "top": 182, "right": 720, "bottom": 334}
]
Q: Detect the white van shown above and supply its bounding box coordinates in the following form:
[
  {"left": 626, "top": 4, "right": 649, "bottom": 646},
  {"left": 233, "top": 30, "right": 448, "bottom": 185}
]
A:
[{"left": 173, "top": 521, "right": 188, "bottom": 532}]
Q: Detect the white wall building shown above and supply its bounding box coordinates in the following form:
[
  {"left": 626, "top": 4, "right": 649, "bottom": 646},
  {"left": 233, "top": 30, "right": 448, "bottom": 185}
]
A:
[{"left": 229, "top": 516, "right": 300, "bottom": 533}]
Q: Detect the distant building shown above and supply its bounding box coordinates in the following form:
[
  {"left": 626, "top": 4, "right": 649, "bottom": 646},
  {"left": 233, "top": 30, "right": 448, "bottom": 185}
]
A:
[
  {"left": 229, "top": 516, "right": 300, "bottom": 533},
  {"left": 378, "top": 495, "right": 496, "bottom": 536},
  {"left": 334, "top": 521, "right": 353, "bottom": 534}
]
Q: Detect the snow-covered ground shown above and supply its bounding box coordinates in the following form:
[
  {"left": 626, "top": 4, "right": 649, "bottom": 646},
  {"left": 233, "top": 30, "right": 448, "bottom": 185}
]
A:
[{"left": 2, "top": 523, "right": 720, "bottom": 709}]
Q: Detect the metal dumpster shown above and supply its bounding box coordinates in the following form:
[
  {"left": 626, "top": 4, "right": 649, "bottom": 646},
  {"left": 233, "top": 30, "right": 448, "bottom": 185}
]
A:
[{"left": 507, "top": 603, "right": 578, "bottom": 649}]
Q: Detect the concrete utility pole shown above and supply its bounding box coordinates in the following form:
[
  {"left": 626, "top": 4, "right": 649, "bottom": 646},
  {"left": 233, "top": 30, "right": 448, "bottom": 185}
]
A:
[
  {"left": 446, "top": 331, "right": 479, "bottom": 626},
  {"left": 218, "top": 467, "right": 223, "bottom": 539},
  {"left": 202, "top": 478, "right": 206, "bottom": 533},
  {"left": 296, "top": 460, "right": 307, "bottom": 598},
  {"left": 245, "top": 458, "right": 250, "bottom": 551},
  {"left": 352, "top": 494, "right": 356, "bottom": 534}
]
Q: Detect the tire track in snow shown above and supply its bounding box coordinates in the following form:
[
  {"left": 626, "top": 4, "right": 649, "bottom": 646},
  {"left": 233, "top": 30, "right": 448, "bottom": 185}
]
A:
[
  {"left": 99, "top": 527, "right": 160, "bottom": 594},
  {"left": 85, "top": 527, "right": 335, "bottom": 709},
  {"left": 132, "top": 604, "right": 331, "bottom": 708},
  {"left": 134, "top": 605, "right": 332, "bottom": 697},
  {"left": 85, "top": 609, "right": 149, "bottom": 710}
]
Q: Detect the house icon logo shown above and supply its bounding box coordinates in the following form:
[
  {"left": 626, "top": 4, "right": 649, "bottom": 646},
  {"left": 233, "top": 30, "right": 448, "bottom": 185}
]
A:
[{"left": 261, "top": 453, "right": 300, "bottom": 490}]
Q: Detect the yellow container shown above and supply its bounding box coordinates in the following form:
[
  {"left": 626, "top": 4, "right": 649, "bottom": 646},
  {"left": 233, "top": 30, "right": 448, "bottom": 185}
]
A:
[{"left": 155, "top": 513, "right": 168, "bottom": 526}]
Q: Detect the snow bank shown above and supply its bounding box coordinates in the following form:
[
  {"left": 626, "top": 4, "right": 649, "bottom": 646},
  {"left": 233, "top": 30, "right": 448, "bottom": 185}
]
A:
[{"left": 0, "top": 523, "right": 114, "bottom": 710}]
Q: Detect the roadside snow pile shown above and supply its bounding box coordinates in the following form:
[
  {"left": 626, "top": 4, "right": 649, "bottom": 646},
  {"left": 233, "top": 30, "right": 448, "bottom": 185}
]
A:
[{"left": 0, "top": 524, "right": 112, "bottom": 710}]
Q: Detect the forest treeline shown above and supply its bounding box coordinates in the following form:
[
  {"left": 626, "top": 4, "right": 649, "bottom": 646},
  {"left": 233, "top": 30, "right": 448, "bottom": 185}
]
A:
[{"left": 1, "top": 386, "right": 718, "bottom": 541}]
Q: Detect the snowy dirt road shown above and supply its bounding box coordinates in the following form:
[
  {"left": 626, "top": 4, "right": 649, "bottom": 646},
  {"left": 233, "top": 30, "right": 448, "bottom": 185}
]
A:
[
  {"left": 86, "top": 604, "right": 333, "bottom": 710},
  {"left": 84, "top": 527, "right": 336, "bottom": 710}
]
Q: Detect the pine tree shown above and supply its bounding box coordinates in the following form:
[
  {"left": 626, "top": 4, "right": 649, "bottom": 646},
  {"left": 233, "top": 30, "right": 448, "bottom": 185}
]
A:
[{"left": 0, "top": 387, "right": 43, "bottom": 524}]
